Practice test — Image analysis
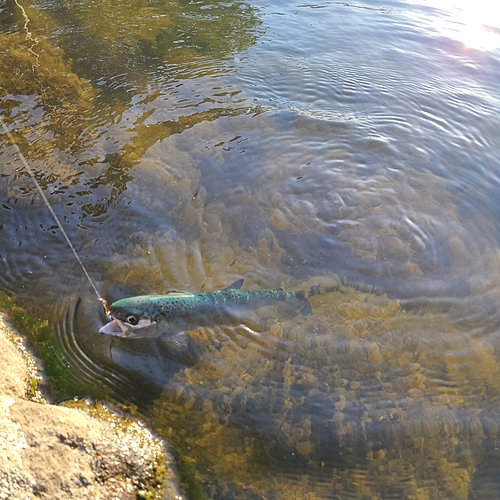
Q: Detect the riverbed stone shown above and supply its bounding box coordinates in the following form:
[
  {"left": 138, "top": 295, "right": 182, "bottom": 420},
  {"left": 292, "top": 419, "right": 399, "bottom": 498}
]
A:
[
  {"left": 0, "top": 318, "right": 28, "bottom": 400},
  {"left": 0, "top": 313, "right": 184, "bottom": 500}
]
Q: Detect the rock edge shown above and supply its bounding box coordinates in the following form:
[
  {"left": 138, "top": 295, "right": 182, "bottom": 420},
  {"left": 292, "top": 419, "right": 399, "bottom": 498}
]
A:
[{"left": 0, "top": 311, "right": 185, "bottom": 500}]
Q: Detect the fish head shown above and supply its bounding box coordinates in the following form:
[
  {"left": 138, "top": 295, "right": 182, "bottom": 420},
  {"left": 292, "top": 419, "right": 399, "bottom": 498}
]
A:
[{"left": 99, "top": 296, "right": 161, "bottom": 339}]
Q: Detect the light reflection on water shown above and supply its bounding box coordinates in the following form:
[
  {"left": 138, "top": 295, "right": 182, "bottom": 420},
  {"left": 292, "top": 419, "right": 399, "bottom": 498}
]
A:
[
  {"left": 418, "top": 0, "right": 500, "bottom": 51},
  {"left": 2, "top": 0, "right": 500, "bottom": 497}
]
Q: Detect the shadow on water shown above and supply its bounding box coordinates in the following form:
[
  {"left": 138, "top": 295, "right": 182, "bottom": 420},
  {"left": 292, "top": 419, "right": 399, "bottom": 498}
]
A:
[{"left": 2, "top": 0, "right": 500, "bottom": 497}]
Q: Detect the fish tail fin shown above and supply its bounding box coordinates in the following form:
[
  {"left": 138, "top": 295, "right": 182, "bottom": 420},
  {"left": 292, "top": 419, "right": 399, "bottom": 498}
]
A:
[
  {"left": 323, "top": 276, "right": 385, "bottom": 296},
  {"left": 295, "top": 288, "right": 316, "bottom": 315},
  {"left": 307, "top": 283, "right": 321, "bottom": 299}
]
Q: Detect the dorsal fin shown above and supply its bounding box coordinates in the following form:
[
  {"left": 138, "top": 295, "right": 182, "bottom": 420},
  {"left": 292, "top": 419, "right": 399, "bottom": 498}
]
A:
[{"left": 222, "top": 278, "right": 244, "bottom": 290}]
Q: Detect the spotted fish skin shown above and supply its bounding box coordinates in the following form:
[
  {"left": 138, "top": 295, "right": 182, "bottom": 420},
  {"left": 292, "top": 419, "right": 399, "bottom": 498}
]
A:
[
  {"left": 99, "top": 278, "right": 384, "bottom": 338},
  {"left": 99, "top": 279, "right": 317, "bottom": 338},
  {"left": 115, "top": 284, "right": 312, "bottom": 321}
]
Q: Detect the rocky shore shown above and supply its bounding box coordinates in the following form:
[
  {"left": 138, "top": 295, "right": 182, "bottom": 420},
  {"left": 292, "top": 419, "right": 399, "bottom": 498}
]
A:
[{"left": 0, "top": 311, "right": 185, "bottom": 500}]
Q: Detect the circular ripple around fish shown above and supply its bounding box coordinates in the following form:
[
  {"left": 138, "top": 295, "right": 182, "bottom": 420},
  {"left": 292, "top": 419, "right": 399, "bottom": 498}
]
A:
[{"left": 51, "top": 293, "right": 136, "bottom": 399}]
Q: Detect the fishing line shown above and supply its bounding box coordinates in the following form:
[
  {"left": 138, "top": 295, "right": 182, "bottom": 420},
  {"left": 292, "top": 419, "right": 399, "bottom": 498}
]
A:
[
  {"left": 2, "top": 1, "right": 110, "bottom": 314},
  {"left": 0, "top": 117, "right": 109, "bottom": 313},
  {"left": 13, "top": 0, "right": 40, "bottom": 69}
]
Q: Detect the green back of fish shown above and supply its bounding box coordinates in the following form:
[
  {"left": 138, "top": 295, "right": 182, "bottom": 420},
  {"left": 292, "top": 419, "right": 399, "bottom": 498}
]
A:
[{"left": 110, "top": 288, "right": 308, "bottom": 322}]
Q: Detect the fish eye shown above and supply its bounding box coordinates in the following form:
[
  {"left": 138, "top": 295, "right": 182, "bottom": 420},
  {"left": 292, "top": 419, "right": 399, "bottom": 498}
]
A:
[{"left": 126, "top": 315, "right": 139, "bottom": 325}]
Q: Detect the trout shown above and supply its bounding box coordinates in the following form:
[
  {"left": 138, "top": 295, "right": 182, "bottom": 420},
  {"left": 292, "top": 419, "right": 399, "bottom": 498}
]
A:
[{"left": 99, "top": 279, "right": 320, "bottom": 339}]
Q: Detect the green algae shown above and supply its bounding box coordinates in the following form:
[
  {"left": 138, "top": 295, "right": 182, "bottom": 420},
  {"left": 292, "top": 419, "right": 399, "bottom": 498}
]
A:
[
  {"left": 0, "top": 306, "right": 43, "bottom": 403},
  {"left": 1, "top": 0, "right": 262, "bottom": 218},
  {"left": 0, "top": 291, "right": 113, "bottom": 401},
  {"left": 174, "top": 451, "right": 208, "bottom": 500},
  {"left": 50, "top": 0, "right": 260, "bottom": 69}
]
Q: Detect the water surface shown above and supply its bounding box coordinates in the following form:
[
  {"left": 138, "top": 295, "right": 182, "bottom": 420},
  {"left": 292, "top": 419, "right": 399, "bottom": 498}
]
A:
[{"left": 2, "top": 0, "right": 500, "bottom": 498}]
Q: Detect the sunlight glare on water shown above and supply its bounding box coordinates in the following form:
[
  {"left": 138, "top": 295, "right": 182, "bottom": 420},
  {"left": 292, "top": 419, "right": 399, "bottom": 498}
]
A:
[{"left": 423, "top": 0, "right": 500, "bottom": 51}]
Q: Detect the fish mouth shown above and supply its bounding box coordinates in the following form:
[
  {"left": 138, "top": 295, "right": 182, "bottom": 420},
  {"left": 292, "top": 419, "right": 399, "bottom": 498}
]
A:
[
  {"left": 99, "top": 317, "right": 157, "bottom": 338},
  {"left": 99, "top": 318, "right": 136, "bottom": 337}
]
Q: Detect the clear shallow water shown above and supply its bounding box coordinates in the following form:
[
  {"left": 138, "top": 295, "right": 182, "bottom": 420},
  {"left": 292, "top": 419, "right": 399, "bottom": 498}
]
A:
[{"left": 2, "top": 0, "right": 500, "bottom": 498}]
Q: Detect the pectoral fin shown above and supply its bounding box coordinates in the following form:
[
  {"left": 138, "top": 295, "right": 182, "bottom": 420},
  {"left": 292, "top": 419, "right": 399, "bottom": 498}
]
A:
[
  {"left": 162, "top": 331, "right": 191, "bottom": 352},
  {"left": 161, "top": 331, "right": 203, "bottom": 365},
  {"left": 299, "top": 300, "right": 313, "bottom": 315}
]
